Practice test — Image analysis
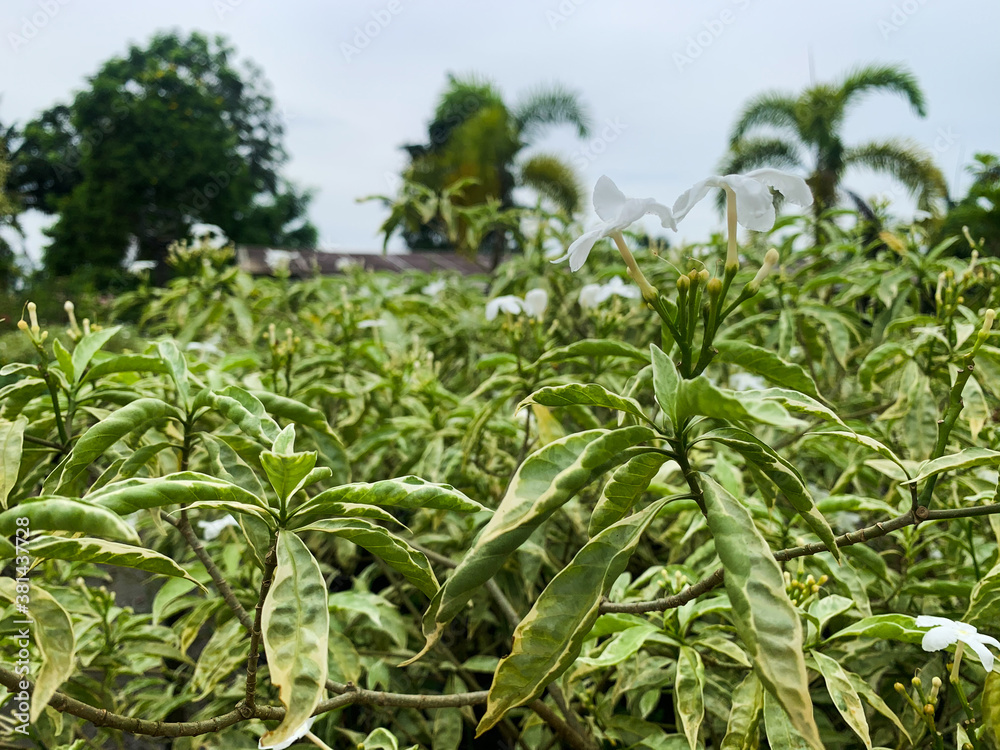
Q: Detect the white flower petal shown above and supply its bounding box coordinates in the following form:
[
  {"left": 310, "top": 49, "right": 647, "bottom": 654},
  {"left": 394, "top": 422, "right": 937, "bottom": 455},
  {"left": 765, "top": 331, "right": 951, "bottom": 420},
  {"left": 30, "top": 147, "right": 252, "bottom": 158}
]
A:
[
  {"left": 564, "top": 228, "right": 606, "bottom": 272},
  {"left": 422, "top": 279, "right": 446, "bottom": 296},
  {"left": 672, "top": 176, "right": 724, "bottom": 223},
  {"left": 963, "top": 636, "right": 997, "bottom": 672},
  {"left": 747, "top": 168, "right": 813, "bottom": 207},
  {"left": 485, "top": 296, "right": 523, "bottom": 321},
  {"left": 523, "top": 288, "right": 548, "bottom": 319},
  {"left": 645, "top": 201, "right": 678, "bottom": 231},
  {"left": 976, "top": 632, "right": 1000, "bottom": 650},
  {"left": 916, "top": 615, "right": 959, "bottom": 628},
  {"left": 921, "top": 625, "right": 958, "bottom": 653},
  {"left": 726, "top": 174, "right": 777, "bottom": 232},
  {"left": 593, "top": 175, "right": 627, "bottom": 222},
  {"left": 604, "top": 276, "right": 640, "bottom": 299},
  {"left": 197, "top": 515, "right": 240, "bottom": 541},
  {"left": 578, "top": 283, "right": 603, "bottom": 309}
]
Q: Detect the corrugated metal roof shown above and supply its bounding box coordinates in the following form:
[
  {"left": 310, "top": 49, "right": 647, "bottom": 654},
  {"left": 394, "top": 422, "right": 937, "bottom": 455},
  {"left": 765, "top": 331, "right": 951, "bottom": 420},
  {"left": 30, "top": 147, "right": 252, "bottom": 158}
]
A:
[{"left": 237, "top": 246, "right": 489, "bottom": 277}]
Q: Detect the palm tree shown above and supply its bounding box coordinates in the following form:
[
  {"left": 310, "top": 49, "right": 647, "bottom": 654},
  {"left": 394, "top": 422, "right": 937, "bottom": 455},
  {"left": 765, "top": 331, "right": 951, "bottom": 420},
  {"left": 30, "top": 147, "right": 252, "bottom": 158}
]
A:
[
  {"left": 721, "top": 64, "right": 947, "bottom": 241},
  {"left": 402, "top": 74, "right": 591, "bottom": 265}
]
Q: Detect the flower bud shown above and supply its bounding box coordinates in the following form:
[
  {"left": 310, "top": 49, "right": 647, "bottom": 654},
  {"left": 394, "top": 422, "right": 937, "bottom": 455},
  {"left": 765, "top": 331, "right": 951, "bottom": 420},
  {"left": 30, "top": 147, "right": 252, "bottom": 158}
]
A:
[
  {"left": 17, "top": 319, "right": 28, "bottom": 332},
  {"left": 27, "top": 302, "right": 40, "bottom": 335},
  {"left": 911, "top": 677, "right": 921, "bottom": 688},
  {"left": 82, "top": 318, "right": 91, "bottom": 336},
  {"left": 748, "top": 249, "right": 779, "bottom": 292},
  {"left": 697, "top": 269, "right": 710, "bottom": 285},
  {"left": 894, "top": 682, "right": 906, "bottom": 693},
  {"left": 707, "top": 278, "right": 722, "bottom": 298},
  {"left": 677, "top": 275, "right": 690, "bottom": 293},
  {"left": 983, "top": 309, "right": 995, "bottom": 336},
  {"left": 923, "top": 704, "right": 934, "bottom": 715}
]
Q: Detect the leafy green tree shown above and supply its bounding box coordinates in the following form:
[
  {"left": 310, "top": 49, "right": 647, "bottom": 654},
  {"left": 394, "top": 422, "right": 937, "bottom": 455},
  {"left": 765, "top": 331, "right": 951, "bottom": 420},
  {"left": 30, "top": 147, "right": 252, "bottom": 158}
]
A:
[
  {"left": 6, "top": 31, "right": 316, "bottom": 281},
  {"left": 0, "top": 134, "right": 22, "bottom": 291},
  {"left": 721, "top": 64, "right": 947, "bottom": 239},
  {"left": 937, "top": 153, "right": 1000, "bottom": 257},
  {"left": 401, "top": 73, "right": 590, "bottom": 263}
]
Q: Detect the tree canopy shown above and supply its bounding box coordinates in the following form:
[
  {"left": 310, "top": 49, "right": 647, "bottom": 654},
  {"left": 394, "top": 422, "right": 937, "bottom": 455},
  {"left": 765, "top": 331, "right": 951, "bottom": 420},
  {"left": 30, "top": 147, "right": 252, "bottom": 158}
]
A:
[{"left": 6, "top": 31, "right": 316, "bottom": 281}]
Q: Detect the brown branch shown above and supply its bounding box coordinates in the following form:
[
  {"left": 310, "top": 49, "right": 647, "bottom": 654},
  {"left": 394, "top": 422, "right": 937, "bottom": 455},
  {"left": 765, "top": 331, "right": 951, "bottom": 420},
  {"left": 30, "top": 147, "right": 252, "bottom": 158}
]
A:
[
  {"left": 601, "top": 503, "right": 1000, "bottom": 614},
  {"left": 242, "top": 536, "right": 279, "bottom": 714},
  {"left": 529, "top": 699, "right": 597, "bottom": 750},
  {"left": 164, "top": 511, "right": 253, "bottom": 631}
]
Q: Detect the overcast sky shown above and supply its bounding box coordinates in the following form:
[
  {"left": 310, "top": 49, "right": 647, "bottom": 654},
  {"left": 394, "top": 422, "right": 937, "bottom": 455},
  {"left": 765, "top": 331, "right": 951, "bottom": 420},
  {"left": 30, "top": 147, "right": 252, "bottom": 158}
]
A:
[{"left": 3, "top": 0, "right": 998, "bottom": 260}]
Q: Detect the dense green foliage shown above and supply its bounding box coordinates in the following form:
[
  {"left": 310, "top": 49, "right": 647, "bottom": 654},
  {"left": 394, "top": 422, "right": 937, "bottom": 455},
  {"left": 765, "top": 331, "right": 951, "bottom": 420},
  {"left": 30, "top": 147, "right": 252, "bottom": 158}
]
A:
[{"left": 1, "top": 199, "right": 999, "bottom": 748}]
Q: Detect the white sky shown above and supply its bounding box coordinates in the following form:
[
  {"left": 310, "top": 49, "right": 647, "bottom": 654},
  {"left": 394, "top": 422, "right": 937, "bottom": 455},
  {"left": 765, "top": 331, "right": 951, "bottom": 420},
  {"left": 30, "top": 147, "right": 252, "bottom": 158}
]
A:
[{"left": 2, "top": 0, "right": 997, "bottom": 261}]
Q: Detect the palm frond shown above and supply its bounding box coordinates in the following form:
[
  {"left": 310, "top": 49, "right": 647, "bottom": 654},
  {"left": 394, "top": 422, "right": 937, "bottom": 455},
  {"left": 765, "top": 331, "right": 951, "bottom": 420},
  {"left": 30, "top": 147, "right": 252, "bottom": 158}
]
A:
[
  {"left": 839, "top": 63, "right": 927, "bottom": 116},
  {"left": 728, "top": 92, "right": 800, "bottom": 145},
  {"left": 513, "top": 84, "right": 591, "bottom": 140},
  {"left": 518, "top": 153, "right": 582, "bottom": 215},
  {"left": 844, "top": 138, "right": 948, "bottom": 209},
  {"left": 427, "top": 73, "right": 504, "bottom": 151}
]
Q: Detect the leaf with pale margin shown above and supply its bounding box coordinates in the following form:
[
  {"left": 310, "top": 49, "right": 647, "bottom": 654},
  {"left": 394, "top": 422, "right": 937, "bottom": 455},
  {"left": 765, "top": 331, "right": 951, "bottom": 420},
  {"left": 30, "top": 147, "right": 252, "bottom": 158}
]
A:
[
  {"left": 0, "top": 417, "right": 28, "bottom": 509},
  {"left": 70, "top": 326, "right": 121, "bottom": 383},
  {"left": 297, "top": 518, "right": 438, "bottom": 597},
  {"left": 714, "top": 340, "right": 820, "bottom": 399},
  {"left": 294, "top": 476, "right": 486, "bottom": 523},
  {"left": 517, "top": 383, "right": 651, "bottom": 424},
  {"left": 904, "top": 448, "right": 1000, "bottom": 485},
  {"left": 0, "top": 498, "right": 139, "bottom": 543},
  {"left": 0, "top": 580, "right": 75, "bottom": 722},
  {"left": 811, "top": 651, "right": 872, "bottom": 749},
  {"left": 476, "top": 495, "right": 670, "bottom": 734},
  {"left": 676, "top": 645, "right": 705, "bottom": 750},
  {"left": 721, "top": 672, "right": 763, "bottom": 750},
  {"left": 537, "top": 338, "right": 650, "bottom": 365},
  {"left": 260, "top": 531, "right": 329, "bottom": 749},
  {"left": 805, "top": 431, "right": 910, "bottom": 479},
  {"left": 409, "top": 426, "right": 654, "bottom": 663},
  {"left": 700, "top": 474, "right": 821, "bottom": 749},
  {"left": 701, "top": 427, "right": 838, "bottom": 559},
  {"left": 589, "top": 451, "right": 670, "bottom": 536},
  {"left": 29, "top": 535, "right": 200, "bottom": 584}
]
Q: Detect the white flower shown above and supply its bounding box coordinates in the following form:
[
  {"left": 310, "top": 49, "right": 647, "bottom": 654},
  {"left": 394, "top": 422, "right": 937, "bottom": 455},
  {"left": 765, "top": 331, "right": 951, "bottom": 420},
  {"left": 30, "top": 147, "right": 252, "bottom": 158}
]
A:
[
  {"left": 422, "top": 279, "right": 446, "bottom": 296},
  {"left": 915, "top": 615, "right": 1000, "bottom": 671},
  {"left": 578, "top": 276, "right": 641, "bottom": 309},
  {"left": 259, "top": 716, "right": 315, "bottom": 750},
  {"left": 485, "top": 289, "right": 548, "bottom": 321},
  {"left": 197, "top": 515, "right": 240, "bottom": 541},
  {"left": 555, "top": 176, "right": 676, "bottom": 272},
  {"left": 265, "top": 249, "right": 300, "bottom": 271},
  {"left": 729, "top": 372, "right": 767, "bottom": 391},
  {"left": 127, "top": 260, "right": 157, "bottom": 274},
  {"left": 358, "top": 319, "right": 385, "bottom": 329},
  {"left": 672, "top": 168, "right": 813, "bottom": 233}
]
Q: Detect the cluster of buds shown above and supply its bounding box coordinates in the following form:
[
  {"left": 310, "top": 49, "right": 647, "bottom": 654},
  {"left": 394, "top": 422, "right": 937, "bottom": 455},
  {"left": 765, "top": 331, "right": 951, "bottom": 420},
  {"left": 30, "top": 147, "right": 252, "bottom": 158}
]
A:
[
  {"left": 783, "top": 571, "right": 828, "bottom": 606},
  {"left": 16, "top": 302, "right": 44, "bottom": 343},
  {"left": 264, "top": 323, "right": 299, "bottom": 364},
  {"left": 894, "top": 676, "right": 944, "bottom": 735}
]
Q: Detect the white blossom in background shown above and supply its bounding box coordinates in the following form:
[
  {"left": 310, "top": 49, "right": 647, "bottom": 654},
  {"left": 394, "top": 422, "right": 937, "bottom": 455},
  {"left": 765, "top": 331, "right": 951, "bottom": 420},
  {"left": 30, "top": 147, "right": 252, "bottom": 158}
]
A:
[
  {"left": 189, "top": 223, "right": 229, "bottom": 248},
  {"left": 197, "top": 515, "right": 240, "bottom": 541},
  {"left": 915, "top": 615, "right": 1000, "bottom": 671},
  {"left": 578, "top": 276, "right": 641, "bottom": 309},
  {"left": 265, "top": 249, "right": 300, "bottom": 271},
  {"left": 335, "top": 257, "right": 361, "bottom": 272},
  {"left": 485, "top": 289, "right": 548, "bottom": 321},
  {"left": 358, "top": 319, "right": 386, "bottom": 329},
  {"left": 555, "top": 175, "right": 676, "bottom": 272},
  {"left": 185, "top": 340, "right": 224, "bottom": 356},
  {"left": 673, "top": 168, "right": 813, "bottom": 233},
  {"left": 127, "top": 260, "right": 157, "bottom": 274},
  {"left": 422, "top": 279, "right": 446, "bottom": 296},
  {"left": 729, "top": 372, "right": 768, "bottom": 391}
]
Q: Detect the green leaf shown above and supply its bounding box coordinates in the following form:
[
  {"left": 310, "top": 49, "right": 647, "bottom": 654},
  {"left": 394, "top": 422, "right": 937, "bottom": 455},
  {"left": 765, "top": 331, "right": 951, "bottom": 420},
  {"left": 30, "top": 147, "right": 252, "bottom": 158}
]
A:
[
  {"left": 651, "top": 343, "right": 680, "bottom": 430},
  {"left": 29, "top": 535, "right": 200, "bottom": 584},
  {"left": 157, "top": 340, "right": 190, "bottom": 407},
  {"left": 0, "top": 378, "right": 47, "bottom": 419},
  {"left": 0, "top": 580, "right": 76, "bottom": 722},
  {"left": 201, "top": 433, "right": 265, "bottom": 497},
  {"left": 89, "top": 473, "right": 269, "bottom": 514},
  {"left": 763, "top": 690, "right": 813, "bottom": 750},
  {"left": 700, "top": 474, "right": 821, "bottom": 749},
  {"left": 191, "top": 617, "right": 246, "bottom": 699},
  {"left": 260, "top": 531, "right": 329, "bottom": 749},
  {"left": 811, "top": 652, "right": 872, "bottom": 749},
  {"left": 701, "top": 427, "right": 838, "bottom": 559},
  {"left": 70, "top": 326, "right": 121, "bottom": 383},
  {"left": 0, "top": 498, "right": 139, "bottom": 543},
  {"left": 0, "top": 416, "right": 28, "bottom": 509},
  {"left": 844, "top": 672, "right": 911, "bottom": 744},
  {"left": 208, "top": 386, "right": 280, "bottom": 443},
  {"left": 740, "top": 388, "right": 845, "bottom": 426},
  {"left": 805, "top": 430, "right": 910, "bottom": 480},
  {"left": 80, "top": 354, "right": 169, "bottom": 383},
  {"left": 721, "top": 672, "right": 763, "bottom": 750},
  {"left": 297, "top": 518, "right": 438, "bottom": 598},
  {"left": 410, "top": 426, "right": 654, "bottom": 661},
  {"left": 476, "top": 495, "right": 671, "bottom": 734},
  {"left": 825, "top": 614, "right": 923, "bottom": 644},
  {"left": 965, "top": 559, "right": 1000, "bottom": 629},
  {"left": 53, "top": 338, "right": 75, "bottom": 381},
  {"left": 517, "top": 383, "right": 651, "bottom": 425},
  {"left": 260, "top": 449, "right": 318, "bottom": 505},
  {"left": 677, "top": 379, "right": 802, "bottom": 428},
  {"left": 714, "top": 340, "right": 821, "bottom": 399},
  {"left": 589, "top": 451, "right": 671, "bottom": 536},
  {"left": 537, "top": 338, "right": 650, "bottom": 365},
  {"left": 904, "top": 448, "right": 1000, "bottom": 484},
  {"left": 293, "top": 477, "right": 486, "bottom": 526},
  {"left": 675, "top": 645, "right": 705, "bottom": 750},
  {"left": 47, "top": 398, "right": 178, "bottom": 492},
  {"left": 858, "top": 342, "right": 908, "bottom": 390}
]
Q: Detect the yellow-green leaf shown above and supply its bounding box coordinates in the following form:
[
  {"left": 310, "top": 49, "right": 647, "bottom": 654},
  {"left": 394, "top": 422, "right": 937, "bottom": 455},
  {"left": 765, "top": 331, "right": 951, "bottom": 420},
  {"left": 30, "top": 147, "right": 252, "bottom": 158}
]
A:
[{"left": 0, "top": 416, "right": 28, "bottom": 509}]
